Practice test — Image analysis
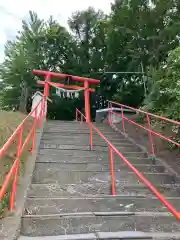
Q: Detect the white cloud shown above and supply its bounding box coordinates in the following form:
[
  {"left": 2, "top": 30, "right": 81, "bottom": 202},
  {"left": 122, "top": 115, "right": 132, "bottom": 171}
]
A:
[{"left": 0, "top": 0, "right": 112, "bottom": 62}]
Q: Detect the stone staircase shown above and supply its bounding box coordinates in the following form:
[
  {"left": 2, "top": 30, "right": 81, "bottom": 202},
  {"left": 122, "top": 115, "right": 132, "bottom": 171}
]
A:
[{"left": 19, "top": 121, "right": 180, "bottom": 239}]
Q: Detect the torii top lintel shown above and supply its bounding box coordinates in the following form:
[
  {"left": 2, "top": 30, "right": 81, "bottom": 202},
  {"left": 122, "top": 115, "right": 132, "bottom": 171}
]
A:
[{"left": 32, "top": 69, "right": 100, "bottom": 85}]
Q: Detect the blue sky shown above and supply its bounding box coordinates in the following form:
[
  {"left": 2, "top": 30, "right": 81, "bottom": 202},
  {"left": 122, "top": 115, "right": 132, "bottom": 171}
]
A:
[{"left": 0, "top": 0, "right": 112, "bottom": 63}]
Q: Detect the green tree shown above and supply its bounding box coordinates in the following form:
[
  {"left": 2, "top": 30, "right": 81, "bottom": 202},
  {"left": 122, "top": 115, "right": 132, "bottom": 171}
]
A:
[
  {"left": 0, "top": 12, "right": 45, "bottom": 111},
  {"left": 0, "top": 11, "right": 75, "bottom": 112},
  {"left": 110, "top": 0, "right": 180, "bottom": 69},
  {"left": 68, "top": 7, "right": 108, "bottom": 76}
]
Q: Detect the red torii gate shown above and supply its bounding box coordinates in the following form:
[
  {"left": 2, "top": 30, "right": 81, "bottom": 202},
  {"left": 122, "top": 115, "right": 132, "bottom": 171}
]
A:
[{"left": 32, "top": 70, "right": 100, "bottom": 123}]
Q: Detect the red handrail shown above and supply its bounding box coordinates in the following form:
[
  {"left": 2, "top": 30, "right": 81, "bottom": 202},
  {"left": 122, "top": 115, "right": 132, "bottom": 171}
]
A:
[
  {"left": 109, "top": 101, "right": 180, "bottom": 158},
  {"left": 111, "top": 111, "right": 180, "bottom": 147},
  {"left": 0, "top": 98, "right": 45, "bottom": 211},
  {"left": 76, "top": 108, "right": 180, "bottom": 221},
  {"left": 110, "top": 101, "right": 180, "bottom": 126}
]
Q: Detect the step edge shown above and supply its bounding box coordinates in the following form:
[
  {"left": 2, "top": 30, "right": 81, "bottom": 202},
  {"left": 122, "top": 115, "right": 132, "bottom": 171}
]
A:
[
  {"left": 22, "top": 211, "right": 173, "bottom": 218},
  {"left": 18, "top": 231, "right": 180, "bottom": 240},
  {"left": 29, "top": 183, "right": 180, "bottom": 187},
  {"left": 25, "top": 196, "right": 180, "bottom": 200},
  {"left": 27, "top": 195, "right": 180, "bottom": 200},
  {"left": 32, "top": 170, "right": 171, "bottom": 175},
  {"left": 35, "top": 162, "right": 162, "bottom": 166},
  {"left": 39, "top": 149, "right": 146, "bottom": 154},
  {"left": 37, "top": 154, "right": 150, "bottom": 159}
]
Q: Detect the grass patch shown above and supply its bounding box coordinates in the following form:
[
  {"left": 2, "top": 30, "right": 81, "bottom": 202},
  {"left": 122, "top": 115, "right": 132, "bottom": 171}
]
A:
[{"left": 0, "top": 111, "right": 33, "bottom": 218}]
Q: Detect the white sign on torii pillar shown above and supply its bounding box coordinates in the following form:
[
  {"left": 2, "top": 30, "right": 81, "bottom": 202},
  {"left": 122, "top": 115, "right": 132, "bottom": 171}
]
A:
[{"left": 31, "top": 91, "right": 51, "bottom": 118}]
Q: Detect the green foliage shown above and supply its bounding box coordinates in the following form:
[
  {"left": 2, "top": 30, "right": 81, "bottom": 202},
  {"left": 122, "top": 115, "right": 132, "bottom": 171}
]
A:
[
  {"left": 143, "top": 46, "right": 180, "bottom": 149},
  {"left": 147, "top": 47, "right": 180, "bottom": 120},
  {"left": 68, "top": 7, "right": 108, "bottom": 75},
  {"left": 110, "top": 0, "right": 180, "bottom": 69}
]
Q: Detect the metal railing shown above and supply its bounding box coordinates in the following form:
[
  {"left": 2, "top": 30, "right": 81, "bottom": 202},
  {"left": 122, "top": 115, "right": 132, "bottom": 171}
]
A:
[
  {"left": 76, "top": 108, "right": 180, "bottom": 221},
  {"left": 0, "top": 97, "right": 45, "bottom": 211},
  {"left": 108, "top": 101, "right": 180, "bottom": 161}
]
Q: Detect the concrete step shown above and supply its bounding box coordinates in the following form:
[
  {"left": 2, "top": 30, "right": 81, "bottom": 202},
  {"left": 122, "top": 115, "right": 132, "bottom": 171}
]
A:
[
  {"left": 40, "top": 142, "right": 135, "bottom": 151},
  {"left": 28, "top": 183, "right": 111, "bottom": 197},
  {"left": 37, "top": 153, "right": 152, "bottom": 165},
  {"left": 44, "top": 123, "right": 116, "bottom": 129},
  {"left": 18, "top": 231, "right": 180, "bottom": 240},
  {"left": 40, "top": 139, "right": 133, "bottom": 147},
  {"left": 44, "top": 123, "right": 88, "bottom": 127},
  {"left": 44, "top": 125, "right": 89, "bottom": 129},
  {"left": 24, "top": 196, "right": 180, "bottom": 215},
  {"left": 116, "top": 184, "right": 180, "bottom": 197},
  {"left": 43, "top": 129, "right": 119, "bottom": 136},
  {"left": 39, "top": 143, "right": 140, "bottom": 152},
  {"left": 32, "top": 169, "right": 179, "bottom": 185},
  {"left": 42, "top": 132, "right": 127, "bottom": 141},
  {"left": 39, "top": 149, "right": 148, "bottom": 159},
  {"left": 41, "top": 136, "right": 130, "bottom": 146},
  {"left": 32, "top": 170, "right": 112, "bottom": 184},
  {"left": 44, "top": 124, "right": 89, "bottom": 129},
  {"left": 45, "top": 122, "right": 88, "bottom": 126},
  {"left": 43, "top": 131, "right": 124, "bottom": 141},
  {"left": 21, "top": 214, "right": 180, "bottom": 236},
  {"left": 38, "top": 148, "right": 146, "bottom": 157},
  {"left": 28, "top": 183, "right": 180, "bottom": 198},
  {"left": 33, "top": 162, "right": 165, "bottom": 173}
]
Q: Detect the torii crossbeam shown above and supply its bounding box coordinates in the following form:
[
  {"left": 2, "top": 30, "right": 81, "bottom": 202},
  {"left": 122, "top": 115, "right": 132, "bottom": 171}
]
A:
[{"left": 33, "top": 70, "right": 100, "bottom": 122}]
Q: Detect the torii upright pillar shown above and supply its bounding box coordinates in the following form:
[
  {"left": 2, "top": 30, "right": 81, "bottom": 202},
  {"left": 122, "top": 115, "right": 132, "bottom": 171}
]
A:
[
  {"left": 84, "top": 79, "right": 91, "bottom": 123},
  {"left": 32, "top": 70, "right": 100, "bottom": 123}
]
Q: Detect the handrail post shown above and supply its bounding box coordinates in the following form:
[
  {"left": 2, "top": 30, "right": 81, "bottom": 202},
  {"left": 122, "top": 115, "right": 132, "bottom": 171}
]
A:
[
  {"left": 146, "top": 113, "right": 156, "bottom": 162},
  {"left": 121, "top": 106, "right": 126, "bottom": 135},
  {"left": 90, "top": 125, "right": 93, "bottom": 150},
  {"left": 10, "top": 126, "right": 23, "bottom": 210},
  {"left": 109, "top": 147, "right": 116, "bottom": 196},
  {"left": 31, "top": 107, "right": 38, "bottom": 152},
  {"left": 81, "top": 113, "right": 83, "bottom": 123}
]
